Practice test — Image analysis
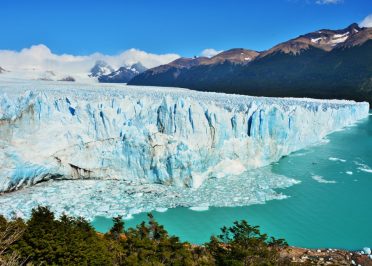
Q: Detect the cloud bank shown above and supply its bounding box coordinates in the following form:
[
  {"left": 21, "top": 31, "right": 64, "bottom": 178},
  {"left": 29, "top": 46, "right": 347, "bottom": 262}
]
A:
[
  {"left": 0, "top": 44, "right": 180, "bottom": 80},
  {"left": 200, "top": 48, "right": 224, "bottom": 58},
  {"left": 360, "top": 14, "right": 372, "bottom": 28},
  {"left": 315, "top": 0, "right": 342, "bottom": 4}
]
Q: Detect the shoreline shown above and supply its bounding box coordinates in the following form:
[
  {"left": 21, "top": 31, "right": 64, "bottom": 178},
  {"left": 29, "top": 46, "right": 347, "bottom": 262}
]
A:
[{"left": 279, "top": 246, "right": 372, "bottom": 265}]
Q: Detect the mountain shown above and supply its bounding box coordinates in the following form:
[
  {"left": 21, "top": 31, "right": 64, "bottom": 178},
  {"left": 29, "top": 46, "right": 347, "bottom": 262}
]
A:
[
  {"left": 0, "top": 67, "right": 8, "bottom": 74},
  {"left": 58, "top": 76, "right": 76, "bottom": 82},
  {"left": 89, "top": 60, "right": 114, "bottom": 78},
  {"left": 98, "top": 62, "right": 147, "bottom": 83},
  {"left": 259, "top": 23, "right": 362, "bottom": 57},
  {"left": 131, "top": 62, "right": 148, "bottom": 73},
  {"left": 129, "top": 48, "right": 259, "bottom": 86},
  {"left": 207, "top": 48, "right": 260, "bottom": 63},
  {"left": 129, "top": 24, "right": 372, "bottom": 104}
]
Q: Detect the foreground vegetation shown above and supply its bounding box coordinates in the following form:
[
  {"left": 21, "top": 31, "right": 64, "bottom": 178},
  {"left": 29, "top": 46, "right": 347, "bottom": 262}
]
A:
[{"left": 0, "top": 206, "right": 291, "bottom": 265}]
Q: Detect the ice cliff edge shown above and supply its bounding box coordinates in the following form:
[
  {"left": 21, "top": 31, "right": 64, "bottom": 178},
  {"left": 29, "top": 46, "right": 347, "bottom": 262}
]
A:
[{"left": 0, "top": 82, "right": 369, "bottom": 192}]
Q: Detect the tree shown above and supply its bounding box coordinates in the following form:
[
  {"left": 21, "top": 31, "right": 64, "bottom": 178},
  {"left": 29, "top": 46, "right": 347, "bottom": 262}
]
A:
[
  {"left": 207, "top": 220, "right": 288, "bottom": 266},
  {"left": 0, "top": 215, "right": 25, "bottom": 266},
  {"left": 121, "top": 213, "right": 194, "bottom": 265},
  {"left": 108, "top": 216, "right": 125, "bottom": 241},
  {"left": 14, "top": 206, "right": 114, "bottom": 265}
]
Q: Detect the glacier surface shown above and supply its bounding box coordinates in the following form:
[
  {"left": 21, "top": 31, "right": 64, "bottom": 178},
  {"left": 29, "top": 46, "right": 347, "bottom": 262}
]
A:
[{"left": 0, "top": 79, "right": 369, "bottom": 218}]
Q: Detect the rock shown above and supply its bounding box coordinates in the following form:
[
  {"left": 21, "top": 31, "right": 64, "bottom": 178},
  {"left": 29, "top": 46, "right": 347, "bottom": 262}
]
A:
[{"left": 363, "top": 247, "right": 371, "bottom": 255}]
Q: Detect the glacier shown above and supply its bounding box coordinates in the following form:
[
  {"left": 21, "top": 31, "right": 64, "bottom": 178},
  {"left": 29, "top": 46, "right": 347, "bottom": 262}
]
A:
[
  {"left": 0, "top": 79, "right": 369, "bottom": 218},
  {"left": 0, "top": 79, "right": 369, "bottom": 192}
]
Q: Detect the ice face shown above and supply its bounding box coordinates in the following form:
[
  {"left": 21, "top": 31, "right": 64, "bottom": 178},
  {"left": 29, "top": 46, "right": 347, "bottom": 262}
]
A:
[{"left": 0, "top": 79, "right": 369, "bottom": 194}]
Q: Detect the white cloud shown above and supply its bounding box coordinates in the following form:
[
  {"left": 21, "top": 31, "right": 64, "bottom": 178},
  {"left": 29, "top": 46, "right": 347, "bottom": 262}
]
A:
[
  {"left": 0, "top": 44, "right": 180, "bottom": 81},
  {"left": 200, "top": 48, "right": 223, "bottom": 58},
  {"left": 315, "top": 0, "right": 342, "bottom": 4},
  {"left": 360, "top": 14, "right": 372, "bottom": 28}
]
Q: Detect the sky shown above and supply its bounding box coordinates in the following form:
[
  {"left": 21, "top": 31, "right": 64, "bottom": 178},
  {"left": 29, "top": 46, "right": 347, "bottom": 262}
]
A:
[{"left": 0, "top": 0, "right": 371, "bottom": 77}]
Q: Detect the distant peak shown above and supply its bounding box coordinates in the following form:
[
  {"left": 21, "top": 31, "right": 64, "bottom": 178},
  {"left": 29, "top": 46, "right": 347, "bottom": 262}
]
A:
[
  {"left": 131, "top": 62, "right": 148, "bottom": 73},
  {"left": 347, "top": 23, "right": 360, "bottom": 29},
  {"left": 89, "top": 60, "right": 114, "bottom": 78}
]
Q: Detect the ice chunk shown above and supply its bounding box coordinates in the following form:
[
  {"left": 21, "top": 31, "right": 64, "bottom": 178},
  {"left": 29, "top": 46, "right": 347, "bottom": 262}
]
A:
[
  {"left": 312, "top": 175, "right": 337, "bottom": 184},
  {"left": 363, "top": 247, "right": 371, "bottom": 255},
  {"left": 346, "top": 171, "right": 353, "bottom": 175},
  {"left": 329, "top": 157, "right": 346, "bottom": 163}
]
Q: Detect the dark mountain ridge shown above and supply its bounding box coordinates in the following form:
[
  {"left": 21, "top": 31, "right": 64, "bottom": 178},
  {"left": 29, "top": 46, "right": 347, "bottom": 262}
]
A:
[{"left": 129, "top": 24, "right": 372, "bottom": 104}]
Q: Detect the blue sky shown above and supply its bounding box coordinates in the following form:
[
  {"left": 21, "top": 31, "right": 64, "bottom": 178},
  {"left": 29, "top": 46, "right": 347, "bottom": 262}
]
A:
[{"left": 0, "top": 0, "right": 371, "bottom": 57}]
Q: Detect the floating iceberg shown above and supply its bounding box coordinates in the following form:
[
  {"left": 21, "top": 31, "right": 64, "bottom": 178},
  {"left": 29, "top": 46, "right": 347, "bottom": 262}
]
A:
[{"left": 0, "top": 79, "right": 369, "bottom": 193}]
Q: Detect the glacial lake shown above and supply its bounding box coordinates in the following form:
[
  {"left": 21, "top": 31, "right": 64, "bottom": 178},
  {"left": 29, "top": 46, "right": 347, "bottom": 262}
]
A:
[{"left": 93, "top": 111, "right": 372, "bottom": 250}]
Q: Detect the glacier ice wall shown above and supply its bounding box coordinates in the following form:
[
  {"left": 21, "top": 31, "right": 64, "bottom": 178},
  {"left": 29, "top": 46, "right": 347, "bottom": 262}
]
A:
[{"left": 0, "top": 81, "right": 369, "bottom": 192}]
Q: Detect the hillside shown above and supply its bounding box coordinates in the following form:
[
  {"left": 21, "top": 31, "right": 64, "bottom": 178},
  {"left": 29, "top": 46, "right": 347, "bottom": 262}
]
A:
[{"left": 129, "top": 24, "right": 372, "bottom": 104}]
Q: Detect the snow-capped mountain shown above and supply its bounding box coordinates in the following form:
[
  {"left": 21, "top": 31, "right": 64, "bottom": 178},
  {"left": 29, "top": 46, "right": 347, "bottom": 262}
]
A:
[
  {"left": 98, "top": 62, "right": 148, "bottom": 83},
  {"left": 88, "top": 60, "right": 114, "bottom": 78},
  {"left": 0, "top": 67, "right": 6, "bottom": 74},
  {"left": 129, "top": 23, "right": 372, "bottom": 104},
  {"left": 260, "top": 23, "right": 364, "bottom": 57}
]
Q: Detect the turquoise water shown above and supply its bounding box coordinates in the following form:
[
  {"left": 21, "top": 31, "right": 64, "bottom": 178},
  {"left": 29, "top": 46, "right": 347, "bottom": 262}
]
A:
[{"left": 93, "top": 112, "right": 372, "bottom": 249}]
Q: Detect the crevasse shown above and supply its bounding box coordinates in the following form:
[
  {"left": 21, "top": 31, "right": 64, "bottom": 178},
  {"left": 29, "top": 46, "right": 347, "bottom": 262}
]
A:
[{"left": 0, "top": 81, "right": 369, "bottom": 193}]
